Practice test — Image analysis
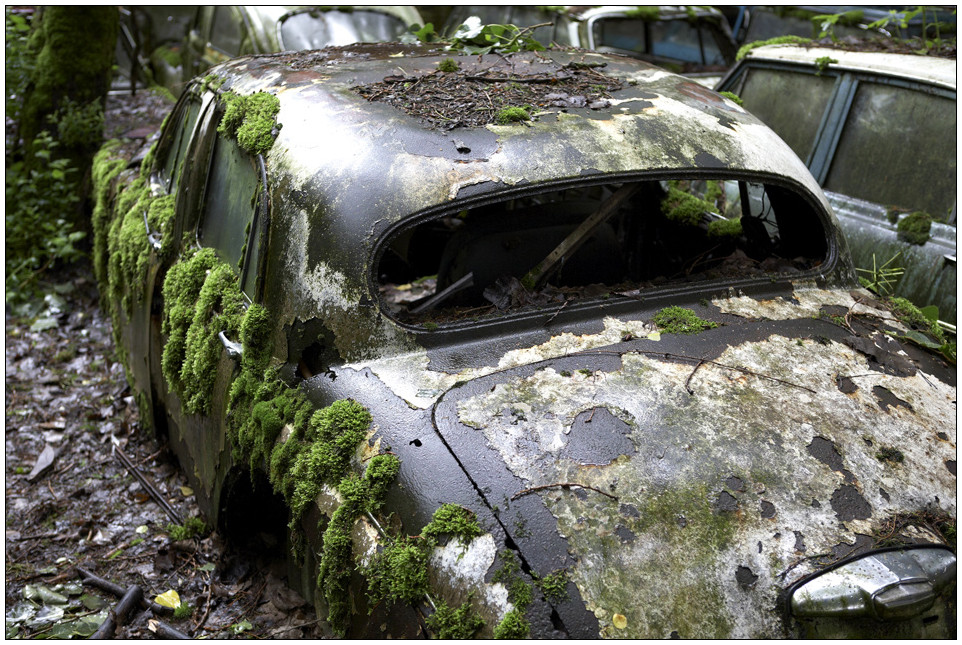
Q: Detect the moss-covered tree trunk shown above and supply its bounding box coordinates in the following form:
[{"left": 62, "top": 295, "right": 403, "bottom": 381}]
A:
[{"left": 19, "top": 6, "right": 118, "bottom": 226}]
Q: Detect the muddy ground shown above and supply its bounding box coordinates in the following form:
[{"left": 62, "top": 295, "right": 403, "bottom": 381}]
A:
[{"left": 5, "top": 92, "right": 326, "bottom": 639}]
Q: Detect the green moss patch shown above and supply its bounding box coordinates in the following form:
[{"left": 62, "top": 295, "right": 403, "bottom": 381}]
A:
[
  {"left": 736, "top": 35, "right": 812, "bottom": 61},
  {"left": 718, "top": 91, "right": 743, "bottom": 106},
  {"left": 318, "top": 455, "right": 402, "bottom": 634},
  {"left": 159, "top": 249, "right": 246, "bottom": 415},
  {"left": 652, "top": 306, "right": 719, "bottom": 335},
  {"left": 494, "top": 608, "right": 530, "bottom": 639},
  {"left": 422, "top": 503, "right": 483, "bottom": 543},
  {"left": 887, "top": 297, "right": 945, "bottom": 343},
  {"left": 707, "top": 217, "right": 742, "bottom": 238},
  {"left": 625, "top": 6, "right": 661, "bottom": 21},
  {"left": 90, "top": 140, "right": 128, "bottom": 289},
  {"left": 814, "top": 56, "right": 837, "bottom": 74},
  {"left": 365, "top": 535, "right": 431, "bottom": 605},
  {"left": 535, "top": 569, "right": 568, "bottom": 603},
  {"left": 495, "top": 106, "right": 531, "bottom": 125},
  {"left": 426, "top": 598, "right": 486, "bottom": 639},
  {"left": 438, "top": 57, "right": 460, "bottom": 72},
  {"left": 218, "top": 91, "right": 281, "bottom": 155},
  {"left": 896, "top": 211, "right": 932, "bottom": 245},
  {"left": 166, "top": 516, "right": 207, "bottom": 540},
  {"left": 661, "top": 185, "right": 712, "bottom": 226}
]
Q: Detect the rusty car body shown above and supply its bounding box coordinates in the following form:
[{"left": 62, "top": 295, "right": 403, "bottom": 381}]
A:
[
  {"left": 717, "top": 43, "right": 957, "bottom": 324},
  {"left": 93, "top": 42, "right": 956, "bottom": 638}
]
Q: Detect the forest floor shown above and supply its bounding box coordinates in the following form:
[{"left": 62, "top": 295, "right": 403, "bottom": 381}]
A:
[{"left": 4, "top": 91, "right": 326, "bottom": 639}]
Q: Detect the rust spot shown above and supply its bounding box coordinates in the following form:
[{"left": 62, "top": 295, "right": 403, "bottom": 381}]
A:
[
  {"left": 806, "top": 437, "right": 856, "bottom": 483},
  {"left": 836, "top": 375, "right": 858, "bottom": 394},
  {"left": 872, "top": 385, "right": 914, "bottom": 413},
  {"left": 760, "top": 500, "right": 776, "bottom": 519},
  {"left": 735, "top": 565, "right": 758, "bottom": 588},
  {"left": 725, "top": 475, "right": 744, "bottom": 492},
  {"left": 715, "top": 490, "right": 738, "bottom": 512},
  {"left": 830, "top": 485, "right": 873, "bottom": 521},
  {"left": 793, "top": 531, "right": 806, "bottom": 552}
]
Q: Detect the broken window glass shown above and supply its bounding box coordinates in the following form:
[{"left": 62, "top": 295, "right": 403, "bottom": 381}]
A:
[{"left": 377, "top": 177, "right": 828, "bottom": 326}]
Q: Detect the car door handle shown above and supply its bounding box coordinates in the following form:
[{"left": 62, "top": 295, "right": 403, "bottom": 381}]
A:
[
  {"left": 143, "top": 210, "right": 162, "bottom": 251},
  {"left": 218, "top": 331, "right": 243, "bottom": 361}
]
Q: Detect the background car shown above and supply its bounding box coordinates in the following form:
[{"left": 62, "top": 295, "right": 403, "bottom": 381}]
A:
[
  {"left": 717, "top": 43, "right": 956, "bottom": 323},
  {"left": 443, "top": 5, "right": 737, "bottom": 86},
  {"left": 721, "top": 5, "right": 950, "bottom": 45},
  {"left": 93, "top": 42, "right": 956, "bottom": 639},
  {"left": 131, "top": 5, "right": 423, "bottom": 95}
]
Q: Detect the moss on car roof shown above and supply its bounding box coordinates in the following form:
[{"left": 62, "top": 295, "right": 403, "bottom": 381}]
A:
[{"left": 353, "top": 58, "right": 624, "bottom": 130}]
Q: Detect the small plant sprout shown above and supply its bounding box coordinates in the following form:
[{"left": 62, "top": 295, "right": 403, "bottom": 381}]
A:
[{"left": 856, "top": 253, "right": 904, "bottom": 296}]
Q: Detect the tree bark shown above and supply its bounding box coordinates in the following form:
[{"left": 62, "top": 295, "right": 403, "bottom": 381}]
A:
[{"left": 19, "top": 6, "right": 118, "bottom": 225}]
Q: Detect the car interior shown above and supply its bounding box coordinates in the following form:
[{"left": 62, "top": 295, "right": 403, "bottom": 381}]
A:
[{"left": 377, "top": 177, "right": 829, "bottom": 325}]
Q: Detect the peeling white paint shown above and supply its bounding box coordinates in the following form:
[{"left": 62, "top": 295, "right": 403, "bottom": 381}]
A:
[
  {"left": 429, "top": 533, "right": 512, "bottom": 616},
  {"left": 349, "top": 317, "right": 659, "bottom": 408},
  {"left": 453, "top": 331, "right": 955, "bottom": 638}
]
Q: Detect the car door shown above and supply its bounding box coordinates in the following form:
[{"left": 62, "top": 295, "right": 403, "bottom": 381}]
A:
[{"left": 151, "top": 86, "right": 272, "bottom": 518}]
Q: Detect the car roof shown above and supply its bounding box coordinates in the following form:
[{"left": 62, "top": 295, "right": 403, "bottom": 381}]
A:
[
  {"left": 742, "top": 44, "right": 957, "bottom": 90},
  {"left": 206, "top": 45, "right": 827, "bottom": 247}
]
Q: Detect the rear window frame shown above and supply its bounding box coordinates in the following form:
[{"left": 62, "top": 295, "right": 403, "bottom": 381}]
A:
[{"left": 370, "top": 170, "right": 843, "bottom": 331}]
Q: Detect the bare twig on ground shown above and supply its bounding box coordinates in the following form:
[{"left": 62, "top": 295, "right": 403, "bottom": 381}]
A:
[
  {"left": 77, "top": 566, "right": 173, "bottom": 616},
  {"left": 113, "top": 445, "right": 182, "bottom": 524},
  {"left": 512, "top": 482, "right": 618, "bottom": 501},
  {"left": 148, "top": 619, "right": 191, "bottom": 639},
  {"left": 91, "top": 584, "right": 142, "bottom": 639}
]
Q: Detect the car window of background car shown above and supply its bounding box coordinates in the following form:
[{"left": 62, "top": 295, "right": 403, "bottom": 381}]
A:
[
  {"left": 161, "top": 98, "right": 201, "bottom": 195},
  {"left": 823, "top": 82, "right": 957, "bottom": 218},
  {"left": 592, "top": 18, "right": 648, "bottom": 56},
  {"left": 198, "top": 133, "right": 260, "bottom": 284},
  {"left": 210, "top": 6, "right": 242, "bottom": 57},
  {"left": 736, "top": 67, "right": 836, "bottom": 162},
  {"left": 649, "top": 19, "right": 725, "bottom": 65},
  {"left": 279, "top": 9, "right": 408, "bottom": 50}
]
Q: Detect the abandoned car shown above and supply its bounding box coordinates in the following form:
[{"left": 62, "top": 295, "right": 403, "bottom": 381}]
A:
[
  {"left": 93, "top": 43, "right": 956, "bottom": 638},
  {"left": 443, "top": 5, "right": 737, "bottom": 86},
  {"left": 145, "top": 5, "right": 422, "bottom": 95},
  {"left": 717, "top": 43, "right": 957, "bottom": 324}
]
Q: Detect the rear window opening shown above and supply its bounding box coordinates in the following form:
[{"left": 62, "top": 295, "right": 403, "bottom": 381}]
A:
[{"left": 377, "top": 178, "right": 828, "bottom": 326}]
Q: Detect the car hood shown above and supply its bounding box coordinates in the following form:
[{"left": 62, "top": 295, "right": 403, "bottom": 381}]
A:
[{"left": 418, "top": 293, "right": 956, "bottom": 637}]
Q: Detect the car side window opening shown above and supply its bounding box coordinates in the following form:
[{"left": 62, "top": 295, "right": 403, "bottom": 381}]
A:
[
  {"left": 197, "top": 131, "right": 262, "bottom": 294},
  {"left": 593, "top": 18, "right": 648, "bottom": 57},
  {"left": 649, "top": 19, "right": 724, "bottom": 66},
  {"left": 735, "top": 67, "right": 836, "bottom": 163},
  {"left": 823, "top": 82, "right": 956, "bottom": 218},
  {"left": 377, "top": 178, "right": 828, "bottom": 326},
  {"left": 159, "top": 97, "right": 202, "bottom": 195},
  {"left": 210, "top": 6, "right": 242, "bottom": 57},
  {"left": 593, "top": 18, "right": 724, "bottom": 66},
  {"left": 279, "top": 9, "right": 408, "bottom": 50}
]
